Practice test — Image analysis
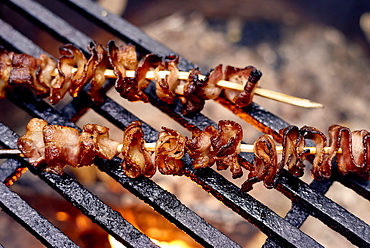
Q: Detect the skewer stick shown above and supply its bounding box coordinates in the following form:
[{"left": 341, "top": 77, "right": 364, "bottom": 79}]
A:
[
  {"left": 54, "top": 68, "right": 323, "bottom": 108},
  {"left": 0, "top": 145, "right": 342, "bottom": 157}
]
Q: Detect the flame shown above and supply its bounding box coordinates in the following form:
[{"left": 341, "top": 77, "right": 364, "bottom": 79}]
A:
[
  {"left": 55, "top": 211, "right": 69, "bottom": 221},
  {"left": 108, "top": 235, "right": 191, "bottom": 248}
]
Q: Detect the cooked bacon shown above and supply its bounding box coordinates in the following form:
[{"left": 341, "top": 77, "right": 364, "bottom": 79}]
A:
[
  {"left": 50, "top": 44, "right": 86, "bottom": 104},
  {"left": 203, "top": 64, "right": 223, "bottom": 100},
  {"left": 223, "top": 66, "right": 261, "bottom": 107},
  {"left": 323, "top": 125, "right": 370, "bottom": 180},
  {"left": 179, "top": 68, "right": 206, "bottom": 116},
  {"left": 300, "top": 126, "right": 328, "bottom": 179},
  {"left": 279, "top": 125, "right": 306, "bottom": 177},
  {"left": 115, "top": 53, "right": 162, "bottom": 102},
  {"left": 37, "top": 53, "right": 56, "bottom": 97},
  {"left": 88, "top": 42, "right": 110, "bottom": 103},
  {"left": 43, "top": 124, "right": 81, "bottom": 174},
  {"left": 154, "top": 55, "right": 179, "bottom": 104},
  {"left": 17, "top": 118, "right": 48, "bottom": 167},
  {"left": 120, "top": 121, "right": 155, "bottom": 178},
  {"left": 16, "top": 118, "right": 370, "bottom": 190},
  {"left": 108, "top": 40, "right": 142, "bottom": 102},
  {"left": 241, "top": 134, "right": 278, "bottom": 191},
  {"left": 155, "top": 127, "right": 187, "bottom": 175},
  {"left": 186, "top": 126, "right": 217, "bottom": 169},
  {"left": 81, "top": 123, "right": 120, "bottom": 161},
  {"left": 0, "top": 43, "right": 265, "bottom": 114},
  {"left": 0, "top": 47, "right": 13, "bottom": 98},
  {"left": 211, "top": 120, "right": 243, "bottom": 178},
  {"left": 8, "top": 53, "right": 39, "bottom": 93}
]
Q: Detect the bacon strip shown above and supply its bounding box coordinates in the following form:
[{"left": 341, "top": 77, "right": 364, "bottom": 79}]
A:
[
  {"left": 241, "top": 134, "right": 278, "bottom": 191},
  {"left": 211, "top": 120, "right": 243, "bottom": 178},
  {"left": 186, "top": 126, "right": 217, "bottom": 169},
  {"left": 155, "top": 127, "right": 187, "bottom": 175},
  {"left": 120, "top": 121, "right": 155, "bottom": 178}
]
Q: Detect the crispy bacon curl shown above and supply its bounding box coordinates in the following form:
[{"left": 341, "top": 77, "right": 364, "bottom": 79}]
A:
[
  {"left": 0, "top": 42, "right": 262, "bottom": 114},
  {"left": 120, "top": 121, "right": 155, "bottom": 178},
  {"left": 17, "top": 119, "right": 369, "bottom": 191}
]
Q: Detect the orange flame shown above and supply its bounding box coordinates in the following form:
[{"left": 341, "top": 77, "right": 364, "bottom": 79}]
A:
[{"left": 108, "top": 235, "right": 191, "bottom": 248}]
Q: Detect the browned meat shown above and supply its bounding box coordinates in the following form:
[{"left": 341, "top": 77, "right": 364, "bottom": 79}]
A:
[
  {"left": 241, "top": 134, "right": 278, "bottom": 191},
  {"left": 50, "top": 44, "right": 86, "bottom": 104},
  {"left": 300, "top": 126, "right": 328, "bottom": 179},
  {"left": 17, "top": 118, "right": 49, "bottom": 167},
  {"left": 211, "top": 120, "right": 243, "bottom": 178},
  {"left": 155, "top": 127, "right": 187, "bottom": 175},
  {"left": 0, "top": 47, "right": 13, "bottom": 98},
  {"left": 81, "top": 123, "right": 120, "bottom": 161},
  {"left": 186, "top": 126, "right": 217, "bottom": 169},
  {"left": 120, "top": 121, "right": 155, "bottom": 178},
  {"left": 154, "top": 55, "right": 179, "bottom": 104},
  {"left": 43, "top": 124, "right": 81, "bottom": 174},
  {"left": 279, "top": 125, "right": 305, "bottom": 177}
]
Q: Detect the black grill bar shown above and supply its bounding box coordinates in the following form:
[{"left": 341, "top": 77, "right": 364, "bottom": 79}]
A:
[
  {"left": 0, "top": 181, "right": 80, "bottom": 248},
  {"left": 61, "top": 0, "right": 195, "bottom": 71},
  {"left": 276, "top": 171, "right": 370, "bottom": 247},
  {"left": 4, "top": 0, "right": 92, "bottom": 53},
  {"left": 0, "top": 19, "right": 48, "bottom": 58}
]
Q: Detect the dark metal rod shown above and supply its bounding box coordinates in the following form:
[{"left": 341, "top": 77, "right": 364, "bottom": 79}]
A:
[
  {"left": 60, "top": 0, "right": 194, "bottom": 71},
  {"left": 262, "top": 178, "right": 334, "bottom": 248},
  {"left": 3, "top": 0, "right": 92, "bottom": 53},
  {"left": 0, "top": 19, "right": 49, "bottom": 57},
  {"left": 0, "top": 182, "right": 80, "bottom": 248},
  {"left": 276, "top": 170, "right": 370, "bottom": 247}
]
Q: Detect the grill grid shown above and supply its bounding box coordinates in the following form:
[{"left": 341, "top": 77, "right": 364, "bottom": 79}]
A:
[{"left": 0, "top": 0, "right": 369, "bottom": 247}]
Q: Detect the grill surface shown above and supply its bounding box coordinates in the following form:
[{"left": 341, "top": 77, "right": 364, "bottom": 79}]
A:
[{"left": 0, "top": 0, "right": 370, "bottom": 247}]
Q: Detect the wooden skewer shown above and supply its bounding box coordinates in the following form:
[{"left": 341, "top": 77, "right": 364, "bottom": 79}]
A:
[
  {"left": 0, "top": 144, "right": 342, "bottom": 157},
  {"left": 54, "top": 68, "right": 323, "bottom": 108}
]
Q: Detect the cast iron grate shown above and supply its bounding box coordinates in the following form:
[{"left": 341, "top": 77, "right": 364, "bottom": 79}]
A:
[{"left": 0, "top": 0, "right": 369, "bottom": 247}]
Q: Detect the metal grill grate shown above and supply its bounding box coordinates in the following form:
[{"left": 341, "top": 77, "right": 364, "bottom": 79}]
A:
[{"left": 0, "top": 0, "right": 369, "bottom": 247}]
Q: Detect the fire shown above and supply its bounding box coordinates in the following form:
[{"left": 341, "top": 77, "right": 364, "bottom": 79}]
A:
[{"left": 108, "top": 235, "right": 191, "bottom": 248}]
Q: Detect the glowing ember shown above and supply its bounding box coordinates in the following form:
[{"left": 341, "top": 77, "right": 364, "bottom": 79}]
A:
[{"left": 108, "top": 235, "right": 191, "bottom": 248}]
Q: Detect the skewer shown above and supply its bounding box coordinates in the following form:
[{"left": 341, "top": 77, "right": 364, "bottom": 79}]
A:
[
  {"left": 56, "top": 68, "right": 323, "bottom": 108},
  {"left": 0, "top": 144, "right": 342, "bottom": 157}
]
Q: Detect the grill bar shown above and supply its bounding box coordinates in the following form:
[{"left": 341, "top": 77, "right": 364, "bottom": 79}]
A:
[
  {"left": 4, "top": 0, "right": 92, "bottom": 53},
  {"left": 0, "top": 19, "right": 48, "bottom": 58},
  {"left": 61, "top": 0, "right": 194, "bottom": 71},
  {"left": 0, "top": 181, "right": 80, "bottom": 248},
  {"left": 276, "top": 170, "right": 370, "bottom": 247},
  {"left": 263, "top": 179, "right": 333, "bottom": 248}
]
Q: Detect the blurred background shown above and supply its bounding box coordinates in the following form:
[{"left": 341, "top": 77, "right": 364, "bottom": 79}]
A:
[{"left": 1, "top": 0, "right": 370, "bottom": 247}]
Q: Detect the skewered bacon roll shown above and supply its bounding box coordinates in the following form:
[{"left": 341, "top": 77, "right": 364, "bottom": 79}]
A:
[
  {"left": 0, "top": 42, "right": 262, "bottom": 115},
  {"left": 155, "top": 127, "right": 187, "bottom": 175},
  {"left": 17, "top": 119, "right": 370, "bottom": 191},
  {"left": 120, "top": 121, "right": 155, "bottom": 178}
]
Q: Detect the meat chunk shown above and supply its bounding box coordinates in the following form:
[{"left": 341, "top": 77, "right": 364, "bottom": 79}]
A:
[
  {"left": 186, "top": 126, "right": 217, "bottom": 169},
  {"left": 155, "top": 127, "right": 187, "bottom": 175},
  {"left": 211, "top": 120, "right": 243, "bottom": 178},
  {"left": 241, "top": 134, "right": 278, "bottom": 191},
  {"left": 17, "top": 118, "right": 48, "bottom": 167},
  {"left": 120, "top": 121, "right": 155, "bottom": 178}
]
